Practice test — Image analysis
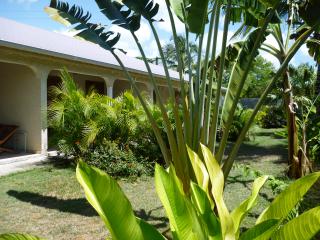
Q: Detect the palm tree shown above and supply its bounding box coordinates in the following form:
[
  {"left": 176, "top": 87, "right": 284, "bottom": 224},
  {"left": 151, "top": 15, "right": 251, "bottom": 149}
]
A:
[{"left": 162, "top": 35, "right": 198, "bottom": 73}]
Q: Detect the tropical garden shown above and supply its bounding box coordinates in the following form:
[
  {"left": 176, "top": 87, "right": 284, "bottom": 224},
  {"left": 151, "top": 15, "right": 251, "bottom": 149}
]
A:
[{"left": 1, "top": 0, "right": 320, "bottom": 239}]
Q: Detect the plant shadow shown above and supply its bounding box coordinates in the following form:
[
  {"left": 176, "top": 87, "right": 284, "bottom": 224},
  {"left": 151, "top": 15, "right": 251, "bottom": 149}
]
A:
[
  {"left": 134, "top": 207, "right": 169, "bottom": 229},
  {"left": 7, "top": 190, "right": 97, "bottom": 217},
  {"left": 231, "top": 142, "right": 288, "bottom": 164}
]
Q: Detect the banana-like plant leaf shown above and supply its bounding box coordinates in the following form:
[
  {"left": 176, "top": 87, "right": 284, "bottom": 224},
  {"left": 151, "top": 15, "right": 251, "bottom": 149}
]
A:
[
  {"left": 0, "top": 233, "right": 43, "bottom": 240},
  {"left": 257, "top": 172, "right": 320, "bottom": 224},
  {"left": 231, "top": 176, "right": 269, "bottom": 237},
  {"left": 224, "top": 0, "right": 280, "bottom": 26},
  {"left": 239, "top": 219, "right": 278, "bottom": 240},
  {"left": 187, "top": 146, "right": 210, "bottom": 195},
  {"left": 95, "top": 0, "right": 141, "bottom": 31},
  {"left": 258, "top": 0, "right": 279, "bottom": 8},
  {"left": 122, "top": 0, "right": 160, "bottom": 22},
  {"left": 154, "top": 164, "right": 206, "bottom": 240},
  {"left": 168, "top": 0, "right": 209, "bottom": 34},
  {"left": 200, "top": 144, "right": 235, "bottom": 239},
  {"left": 306, "top": 37, "right": 320, "bottom": 64},
  {"left": 298, "top": 0, "right": 320, "bottom": 27},
  {"left": 272, "top": 206, "right": 320, "bottom": 240},
  {"left": 190, "top": 182, "right": 222, "bottom": 240},
  {"left": 45, "top": 0, "right": 120, "bottom": 51},
  {"left": 221, "top": 28, "right": 268, "bottom": 128},
  {"left": 76, "top": 161, "right": 165, "bottom": 240}
]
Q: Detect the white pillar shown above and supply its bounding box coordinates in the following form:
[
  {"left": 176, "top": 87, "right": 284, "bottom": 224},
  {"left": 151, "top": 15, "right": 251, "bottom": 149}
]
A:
[
  {"left": 103, "top": 77, "right": 115, "bottom": 98},
  {"left": 31, "top": 65, "right": 50, "bottom": 154},
  {"left": 147, "top": 83, "right": 155, "bottom": 104}
]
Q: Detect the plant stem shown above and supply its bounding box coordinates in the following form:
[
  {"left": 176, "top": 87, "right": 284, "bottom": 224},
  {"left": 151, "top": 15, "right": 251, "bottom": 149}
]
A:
[
  {"left": 222, "top": 26, "right": 317, "bottom": 179},
  {"left": 216, "top": 9, "right": 276, "bottom": 164}
]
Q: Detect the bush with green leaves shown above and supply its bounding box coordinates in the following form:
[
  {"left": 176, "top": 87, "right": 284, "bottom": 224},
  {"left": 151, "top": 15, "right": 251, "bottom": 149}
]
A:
[
  {"left": 48, "top": 70, "right": 167, "bottom": 176},
  {"left": 228, "top": 105, "right": 254, "bottom": 141},
  {"left": 84, "top": 140, "right": 153, "bottom": 178},
  {"left": 256, "top": 105, "right": 286, "bottom": 129}
]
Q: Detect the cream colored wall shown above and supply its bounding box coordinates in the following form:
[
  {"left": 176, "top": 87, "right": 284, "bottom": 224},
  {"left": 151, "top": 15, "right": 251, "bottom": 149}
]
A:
[{"left": 0, "top": 62, "right": 42, "bottom": 152}]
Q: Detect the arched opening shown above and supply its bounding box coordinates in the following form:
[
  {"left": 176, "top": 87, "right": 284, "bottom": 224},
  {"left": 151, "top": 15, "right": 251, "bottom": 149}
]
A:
[{"left": 0, "top": 61, "right": 41, "bottom": 153}]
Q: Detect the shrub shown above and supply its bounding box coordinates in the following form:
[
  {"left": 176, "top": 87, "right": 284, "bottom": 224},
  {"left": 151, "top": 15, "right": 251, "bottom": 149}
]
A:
[
  {"left": 256, "top": 105, "right": 286, "bottom": 128},
  {"left": 48, "top": 70, "right": 168, "bottom": 176},
  {"left": 84, "top": 140, "right": 154, "bottom": 178},
  {"left": 217, "top": 105, "right": 254, "bottom": 141}
]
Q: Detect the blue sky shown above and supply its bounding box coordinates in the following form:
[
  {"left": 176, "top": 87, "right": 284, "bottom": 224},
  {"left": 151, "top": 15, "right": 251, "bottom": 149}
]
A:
[{"left": 0, "top": 0, "right": 316, "bottom": 68}]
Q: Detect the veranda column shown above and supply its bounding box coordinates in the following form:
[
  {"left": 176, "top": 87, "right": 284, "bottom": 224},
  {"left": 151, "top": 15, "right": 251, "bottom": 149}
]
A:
[
  {"left": 103, "top": 77, "right": 115, "bottom": 98},
  {"left": 147, "top": 82, "right": 155, "bottom": 104},
  {"left": 30, "top": 65, "right": 50, "bottom": 154}
]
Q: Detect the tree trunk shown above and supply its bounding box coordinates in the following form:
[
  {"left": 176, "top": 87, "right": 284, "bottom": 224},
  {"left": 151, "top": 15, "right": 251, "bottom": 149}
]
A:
[
  {"left": 282, "top": 70, "right": 300, "bottom": 178},
  {"left": 298, "top": 124, "right": 313, "bottom": 177}
]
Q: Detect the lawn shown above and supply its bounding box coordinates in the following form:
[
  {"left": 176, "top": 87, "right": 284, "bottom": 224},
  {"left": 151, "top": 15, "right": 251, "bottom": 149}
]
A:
[{"left": 0, "top": 128, "right": 319, "bottom": 239}]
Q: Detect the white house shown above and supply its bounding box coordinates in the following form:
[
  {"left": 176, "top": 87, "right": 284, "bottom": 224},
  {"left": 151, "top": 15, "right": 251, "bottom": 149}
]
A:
[{"left": 0, "top": 17, "right": 181, "bottom": 154}]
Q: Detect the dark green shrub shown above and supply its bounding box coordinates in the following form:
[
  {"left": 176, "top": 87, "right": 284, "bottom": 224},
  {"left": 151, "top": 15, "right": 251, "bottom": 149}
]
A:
[
  {"left": 84, "top": 140, "right": 154, "bottom": 178},
  {"left": 256, "top": 105, "right": 286, "bottom": 128},
  {"left": 227, "top": 105, "right": 254, "bottom": 141}
]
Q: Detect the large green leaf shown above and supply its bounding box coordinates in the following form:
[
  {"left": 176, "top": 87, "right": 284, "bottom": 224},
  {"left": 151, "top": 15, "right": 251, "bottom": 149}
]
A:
[
  {"left": 272, "top": 206, "right": 320, "bottom": 240},
  {"left": 0, "top": 233, "right": 43, "bottom": 240},
  {"left": 45, "top": 0, "right": 120, "bottom": 51},
  {"left": 154, "top": 164, "right": 206, "bottom": 240},
  {"left": 190, "top": 182, "right": 222, "bottom": 240},
  {"left": 298, "top": 0, "right": 320, "bottom": 27},
  {"left": 221, "top": 28, "right": 268, "bottom": 128},
  {"left": 95, "top": 0, "right": 141, "bottom": 31},
  {"left": 239, "top": 219, "right": 278, "bottom": 240},
  {"left": 76, "top": 161, "right": 165, "bottom": 240},
  {"left": 122, "top": 0, "right": 159, "bottom": 22},
  {"left": 231, "top": 176, "right": 268, "bottom": 237},
  {"left": 306, "top": 37, "right": 320, "bottom": 64},
  {"left": 200, "top": 144, "right": 235, "bottom": 240},
  {"left": 187, "top": 146, "right": 210, "bottom": 194},
  {"left": 257, "top": 172, "right": 320, "bottom": 223},
  {"left": 167, "top": 0, "right": 209, "bottom": 34}
]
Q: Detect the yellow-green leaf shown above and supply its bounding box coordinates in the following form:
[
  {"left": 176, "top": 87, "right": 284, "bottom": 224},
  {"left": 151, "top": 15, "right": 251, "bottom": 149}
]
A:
[
  {"left": 231, "top": 176, "right": 268, "bottom": 237},
  {"left": 272, "top": 206, "right": 320, "bottom": 240},
  {"left": 257, "top": 172, "right": 320, "bottom": 224},
  {"left": 200, "top": 144, "right": 235, "bottom": 240}
]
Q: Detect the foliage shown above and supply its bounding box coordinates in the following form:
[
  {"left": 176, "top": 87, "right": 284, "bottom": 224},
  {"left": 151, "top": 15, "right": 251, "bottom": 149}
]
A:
[
  {"left": 48, "top": 70, "right": 165, "bottom": 176},
  {"left": 295, "top": 95, "right": 320, "bottom": 163},
  {"left": 162, "top": 35, "right": 198, "bottom": 73},
  {"left": 290, "top": 63, "right": 317, "bottom": 98},
  {"left": 256, "top": 105, "right": 286, "bottom": 128},
  {"left": 72, "top": 147, "right": 320, "bottom": 240},
  {"left": 45, "top": 0, "right": 320, "bottom": 189},
  {"left": 228, "top": 105, "right": 254, "bottom": 141},
  {"left": 84, "top": 140, "right": 153, "bottom": 178},
  {"left": 241, "top": 56, "right": 276, "bottom": 98}
]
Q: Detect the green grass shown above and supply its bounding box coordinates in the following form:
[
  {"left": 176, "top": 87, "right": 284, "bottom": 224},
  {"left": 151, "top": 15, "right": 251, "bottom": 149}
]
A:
[{"left": 0, "top": 127, "right": 318, "bottom": 239}]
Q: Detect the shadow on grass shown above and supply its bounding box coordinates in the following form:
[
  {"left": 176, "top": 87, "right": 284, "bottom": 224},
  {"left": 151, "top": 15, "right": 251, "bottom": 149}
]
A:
[
  {"left": 231, "top": 142, "right": 288, "bottom": 164},
  {"left": 7, "top": 190, "right": 97, "bottom": 217},
  {"left": 40, "top": 156, "right": 77, "bottom": 169},
  {"left": 134, "top": 207, "right": 169, "bottom": 229}
]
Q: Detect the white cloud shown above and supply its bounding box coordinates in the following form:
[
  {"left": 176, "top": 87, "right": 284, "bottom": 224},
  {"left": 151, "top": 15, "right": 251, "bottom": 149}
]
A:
[
  {"left": 109, "top": 21, "right": 152, "bottom": 57},
  {"left": 153, "top": 0, "right": 185, "bottom": 35},
  {"left": 202, "top": 29, "right": 235, "bottom": 56},
  {"left": 299, "top": 44, "right": 309, "bottom": 57}
]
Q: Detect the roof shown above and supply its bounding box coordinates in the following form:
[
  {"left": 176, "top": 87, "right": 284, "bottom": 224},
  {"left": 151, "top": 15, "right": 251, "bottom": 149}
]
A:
[{"left": 0, "top": 17, "right": 180, "bottom": 80}]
